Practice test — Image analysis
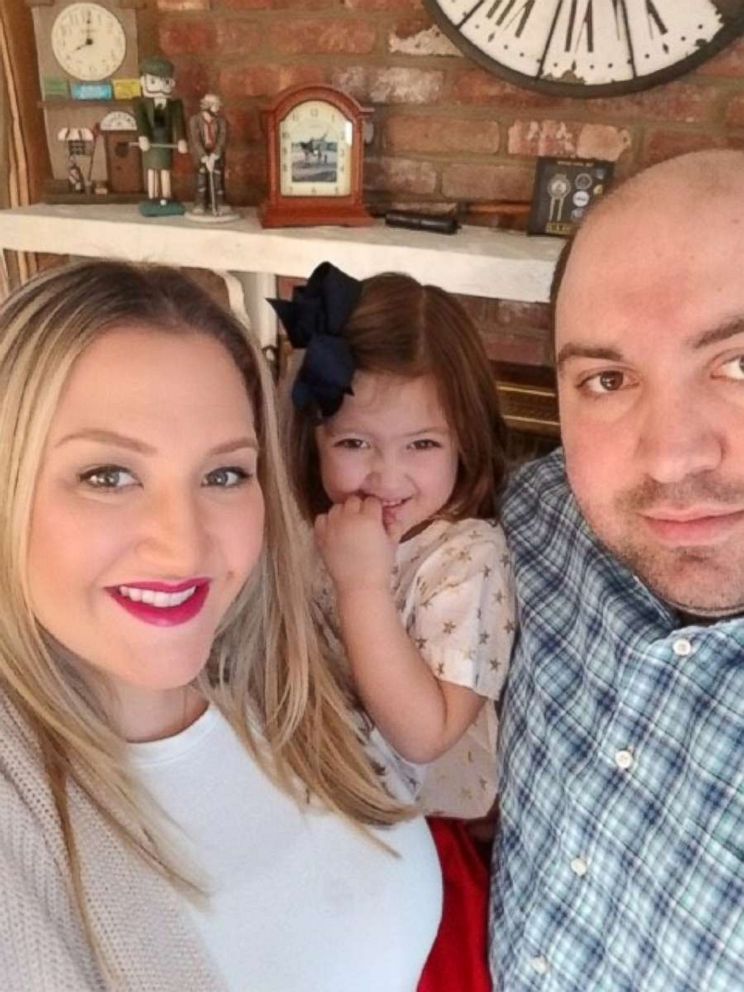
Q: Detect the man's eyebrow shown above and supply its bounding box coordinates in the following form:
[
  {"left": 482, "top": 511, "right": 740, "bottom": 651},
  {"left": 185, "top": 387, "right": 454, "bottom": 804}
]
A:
[
  {"left": 691, "top": 319, "right": 744, "bottom": 350},
  {"left": 556, "top": 344, "right": 624, "bottom": 370}
]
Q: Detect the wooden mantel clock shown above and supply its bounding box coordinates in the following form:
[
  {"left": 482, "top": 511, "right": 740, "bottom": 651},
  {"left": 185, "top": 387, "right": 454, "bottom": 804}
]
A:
[{"left": 259, "top": 84, "right": 373, "bottom": 228}]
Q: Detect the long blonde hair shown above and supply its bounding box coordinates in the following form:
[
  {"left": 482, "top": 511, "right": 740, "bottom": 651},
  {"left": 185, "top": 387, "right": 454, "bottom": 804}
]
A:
[{"left": 0, "top": 260, "right": 410, "bottom": 939}]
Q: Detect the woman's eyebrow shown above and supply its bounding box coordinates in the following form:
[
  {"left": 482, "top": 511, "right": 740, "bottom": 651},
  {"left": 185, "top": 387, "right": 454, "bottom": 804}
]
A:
[{"left": 55, "top": 429, "right": 257, "bottom": 455}]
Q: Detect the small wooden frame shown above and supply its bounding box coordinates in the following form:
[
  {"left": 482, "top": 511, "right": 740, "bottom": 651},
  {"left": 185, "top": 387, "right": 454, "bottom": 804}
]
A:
[{"left": 259, "top": 84, "right": 373, "bottom": 229}]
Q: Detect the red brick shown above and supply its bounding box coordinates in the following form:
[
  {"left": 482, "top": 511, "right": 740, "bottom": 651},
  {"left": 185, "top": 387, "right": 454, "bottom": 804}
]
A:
[
  {"left": 589, "top": 81, "right": 721, "bottom": 124},
  {"left": 641, "top": 129, "right": 729, "bottom": 166},
  {"left": 158, "top": 18, "right": 217, "bottom": 56},
  {"left": 344, "top": 0, "right": 422, "bottom": 9},
  {"left": 156, "top": 0, "right": 208, "bottom": 11},
  {"left": 332, "top": 66, "right": 444, "bottom": 104},
  {"left": 216, "top": 19, "right": 262, "bottom": 55},
  {"left": 365, "top": 157, "right": 437, "bottom": 195},
  {"left": 272, "top": 19, "right": 377, "bottom": 56},
  {"left": 385, "top": 115, "right": 499, "bottom": 155},
  {"left": 694, "top": 37, "right": 744, "bottom": 78},
  {"left": 223, "top": 106, "right": 262, "bottom": 144},
  {"left": 388, "top": 17, "right": 460, "bottom": 57},
  {"left": 453, "top": 69, "right": 555, "bottom": 109},
  {"left": 507, "top": 119, "right": 631, "bottom": 162},
  {"left": 725, "top": 93, "right": 744, "bottom": 128},
  {"left": 173, "top": 62, "right": 213, "bottom": 100},
  {"left": 441, "top": 163, "right": 534, "bottom": 202},
  {"left": 216, "top": 0, "right": 336, "bottom": 8},
  {"left": 219, "top": 64, "right": 327, "bottom": 99}
]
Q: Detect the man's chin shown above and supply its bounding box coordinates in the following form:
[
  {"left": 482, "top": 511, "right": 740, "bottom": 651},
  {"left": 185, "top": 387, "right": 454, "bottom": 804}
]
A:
[{"left": 611, "top": 540, "right": 744, "bottom": 618}]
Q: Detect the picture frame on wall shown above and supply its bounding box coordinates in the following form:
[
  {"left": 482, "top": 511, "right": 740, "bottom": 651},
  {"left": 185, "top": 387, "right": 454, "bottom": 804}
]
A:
[{"left": 528, "top": 157, "right": 614, "bottom": 237}]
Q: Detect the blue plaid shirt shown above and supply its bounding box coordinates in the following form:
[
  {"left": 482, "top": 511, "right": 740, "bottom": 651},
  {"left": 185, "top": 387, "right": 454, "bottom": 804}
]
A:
[{"left": 491, "top": 449, "right": 744, "bottom": 992}]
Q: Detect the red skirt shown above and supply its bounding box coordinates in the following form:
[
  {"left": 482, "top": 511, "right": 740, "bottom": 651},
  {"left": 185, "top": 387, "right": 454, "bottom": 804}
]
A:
[{"left": 418, "top": 817, "right": 492, "bottom": 992}]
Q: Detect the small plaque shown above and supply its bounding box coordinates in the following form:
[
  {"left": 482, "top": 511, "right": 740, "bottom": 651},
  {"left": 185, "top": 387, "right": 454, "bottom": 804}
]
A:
[
  {"left": 113, "top": 78, "right": 142, "bottom": 100},
  {"left": 71, "top": 81, "right": 114, "bottom": 101},
  {"left": 528, "top": 157, "right": 614, "bottom": 237},
  {"left": 43, "top": 77, "right": 69, "bottom": 99}
]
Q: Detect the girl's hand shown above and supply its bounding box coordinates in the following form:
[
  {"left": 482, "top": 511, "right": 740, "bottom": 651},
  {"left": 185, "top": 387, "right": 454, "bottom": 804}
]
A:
[{"left": 315, "top": 496, "right": 402, "bottom": 594}]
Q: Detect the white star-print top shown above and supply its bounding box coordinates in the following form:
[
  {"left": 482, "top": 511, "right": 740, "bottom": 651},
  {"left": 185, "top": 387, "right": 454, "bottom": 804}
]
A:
[{"left": 314, "top": 517, "right": 516, "bottom": 819}]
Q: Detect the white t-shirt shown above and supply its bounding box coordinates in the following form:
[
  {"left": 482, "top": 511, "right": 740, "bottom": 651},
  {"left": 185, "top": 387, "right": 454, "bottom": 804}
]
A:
[{"left": 129, "top": 706, "right": 442, "bottom": 992}]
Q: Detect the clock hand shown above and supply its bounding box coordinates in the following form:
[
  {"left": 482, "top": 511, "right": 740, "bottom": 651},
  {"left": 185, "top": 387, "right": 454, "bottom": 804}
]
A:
[{"left": 618, "top": 0, "right": 637, "bottom": 78}]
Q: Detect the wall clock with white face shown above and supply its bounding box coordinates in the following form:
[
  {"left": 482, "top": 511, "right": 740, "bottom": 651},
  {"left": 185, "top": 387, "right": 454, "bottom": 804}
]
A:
[
  {"left": 51, "top": 1, "right": 127, "bottom": 81},
  {"left": 425, "top": 1, "right": 744, "bottom": 97}
]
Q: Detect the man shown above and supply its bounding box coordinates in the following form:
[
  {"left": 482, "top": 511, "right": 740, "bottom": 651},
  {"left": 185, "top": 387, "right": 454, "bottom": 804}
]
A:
[
  {"left": 188, "top": 93, "right": 230, "bottom": 217},
  {"left": 134, "top": 55, "right": 188, "bottom": 208},
  {"left": 492, "top": 150, "right": 744, "bottom": 990}
]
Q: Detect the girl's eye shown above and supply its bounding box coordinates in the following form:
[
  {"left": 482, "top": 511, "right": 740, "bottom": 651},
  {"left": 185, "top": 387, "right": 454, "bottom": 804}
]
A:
[
  {"left": 203, "top": 466, "right": 250, "bottom": 488},
  {"left": 79, "top": 465, "right": 136, "bottom": 490},
  {"left": 410, "top": 439, "right": 441, "bottom": 450},
  {"left": 580, "top": 370, "right": 628, "bottom": 395},
  {"left": 716, "top": 356, "right": 744, "bottom": 381},
  {"left": 335, "top": 438, "right": 368, "bottom": 450}
]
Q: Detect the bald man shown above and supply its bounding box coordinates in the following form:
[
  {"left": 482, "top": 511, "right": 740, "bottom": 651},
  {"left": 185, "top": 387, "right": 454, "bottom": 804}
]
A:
[{"left": 492, "top": 151, "right": 744, "bottom": 990}]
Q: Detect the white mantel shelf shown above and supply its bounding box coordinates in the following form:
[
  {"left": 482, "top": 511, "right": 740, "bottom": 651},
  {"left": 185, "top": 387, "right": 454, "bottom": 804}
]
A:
[{"left": 0, "top": 203, "right": 563, "bottom": 348}]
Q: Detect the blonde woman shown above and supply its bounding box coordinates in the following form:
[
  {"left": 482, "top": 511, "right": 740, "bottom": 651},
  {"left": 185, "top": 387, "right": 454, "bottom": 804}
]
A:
[{"left": 0, "top": 260, "right": 441, "bottom": 991}]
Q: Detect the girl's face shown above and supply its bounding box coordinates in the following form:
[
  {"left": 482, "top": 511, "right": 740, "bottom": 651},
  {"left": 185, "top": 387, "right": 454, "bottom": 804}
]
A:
[
  {"left": 27, "top": 327, "right": 264, "bottom": 736},
  {"left": 315, "top": 372, "right": 459, "bottom": 536}
]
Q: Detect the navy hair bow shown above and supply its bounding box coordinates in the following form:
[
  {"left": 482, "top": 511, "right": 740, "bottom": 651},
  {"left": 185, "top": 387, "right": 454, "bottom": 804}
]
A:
[{"left": 268, "top": 261, "right": 361, "bottom": 418}]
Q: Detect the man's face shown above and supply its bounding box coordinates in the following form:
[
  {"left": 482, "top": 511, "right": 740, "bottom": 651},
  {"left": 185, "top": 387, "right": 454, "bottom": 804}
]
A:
[{"left": 556, "top": 190, "right": 744, "bottom": 615}]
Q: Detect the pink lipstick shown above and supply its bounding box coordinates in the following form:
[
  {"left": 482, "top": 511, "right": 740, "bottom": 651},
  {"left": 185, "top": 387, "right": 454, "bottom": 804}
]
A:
[{"left": 107, "top": 579, "right": 209, "bottom": 627}]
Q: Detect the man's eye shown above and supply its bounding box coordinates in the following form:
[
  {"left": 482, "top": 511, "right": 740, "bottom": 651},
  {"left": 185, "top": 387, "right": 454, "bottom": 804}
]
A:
[
  {"left": 203, "top": 467, "right": 249, "bottom": 488},
  {"left": 717, "top": 356, "right": 744, "bottom": 381},
  {"left": 582, "top": 370, "right": 626, "bottom": 395},
  {"left": 79, "top": 466, "right": 136, "bottom": 489}
]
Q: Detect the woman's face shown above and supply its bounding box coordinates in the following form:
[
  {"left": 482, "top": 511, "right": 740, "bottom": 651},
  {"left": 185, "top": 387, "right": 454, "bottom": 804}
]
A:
[{"left": 27, "top": 326, "right": 264, "bottom": 733}]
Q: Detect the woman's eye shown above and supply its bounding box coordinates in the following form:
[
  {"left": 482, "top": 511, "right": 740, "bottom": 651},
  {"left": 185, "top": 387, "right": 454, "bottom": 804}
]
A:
[
  {"left": 79, "top": 466, "right": 136, "bottom": 490},
  {"left": 717, "top": 356, "right": 744, "bottom": 381},
  {"left": 410, "top": 439, "right": 441, "bottom": 450},
  {"left": 581, "top": 370, "right": 627, "bottom": 395},
  {"left": 203, "top": 466, "right": 250, "bottom": 488}
]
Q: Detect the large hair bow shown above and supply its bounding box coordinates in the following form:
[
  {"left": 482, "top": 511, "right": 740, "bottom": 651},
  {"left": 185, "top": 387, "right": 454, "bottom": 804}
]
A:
[{"left": 268, "top": 261, "right": 361, "bottom": 418}]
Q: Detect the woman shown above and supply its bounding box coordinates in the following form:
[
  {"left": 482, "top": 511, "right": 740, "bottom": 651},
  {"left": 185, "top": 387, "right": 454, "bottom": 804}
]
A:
[{"left": 0, "top": 260, "right": 441, "bottom": 991}]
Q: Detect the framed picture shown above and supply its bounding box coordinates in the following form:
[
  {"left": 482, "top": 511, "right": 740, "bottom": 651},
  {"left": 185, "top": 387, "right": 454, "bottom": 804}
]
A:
[{"left": 528, "top": 157, "right": 614, "bottom": 237}]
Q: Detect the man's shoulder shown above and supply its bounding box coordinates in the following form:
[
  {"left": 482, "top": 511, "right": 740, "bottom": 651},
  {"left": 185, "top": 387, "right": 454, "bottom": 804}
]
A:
[{"left": 503, "top": 448, "right": 573, "bottom": 528}]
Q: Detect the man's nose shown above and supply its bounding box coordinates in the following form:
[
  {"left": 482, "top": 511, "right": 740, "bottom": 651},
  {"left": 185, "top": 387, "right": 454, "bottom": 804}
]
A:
[{"left": 637, "top": 386, "right": 723, "bottom": 485}]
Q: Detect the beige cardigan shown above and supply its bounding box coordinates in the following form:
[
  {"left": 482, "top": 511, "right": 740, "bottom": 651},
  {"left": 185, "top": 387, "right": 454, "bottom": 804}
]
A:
[{"left": 0, "top": 693, "right": 226, "bottom": 992}]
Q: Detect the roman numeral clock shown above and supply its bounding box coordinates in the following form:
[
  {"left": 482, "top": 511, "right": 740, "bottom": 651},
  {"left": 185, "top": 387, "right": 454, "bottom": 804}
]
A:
[{"left": 425, "top": 1, "right": 744, "bottom": 96}]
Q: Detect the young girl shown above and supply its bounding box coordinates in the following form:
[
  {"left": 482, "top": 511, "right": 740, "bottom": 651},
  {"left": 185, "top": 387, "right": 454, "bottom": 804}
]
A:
[{"left": 274, "top": 262, "right": 516, "bottom": 989}]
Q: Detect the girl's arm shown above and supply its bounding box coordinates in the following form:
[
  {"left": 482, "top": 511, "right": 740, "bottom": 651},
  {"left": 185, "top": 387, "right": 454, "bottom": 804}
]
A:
[{"left": 315, "top": 496, "right": 484, "bottom": 765}]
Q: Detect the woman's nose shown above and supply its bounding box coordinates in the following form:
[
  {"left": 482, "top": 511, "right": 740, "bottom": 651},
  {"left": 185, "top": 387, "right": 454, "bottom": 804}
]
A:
[{"left": 136, "top": 488, "right": 208, "bottom": 576}]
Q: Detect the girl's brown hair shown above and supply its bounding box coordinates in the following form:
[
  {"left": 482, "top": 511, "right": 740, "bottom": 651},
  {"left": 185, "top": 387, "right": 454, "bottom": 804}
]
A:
[{"left": 286, "top": 271, "right": 508, "bottom": 523}]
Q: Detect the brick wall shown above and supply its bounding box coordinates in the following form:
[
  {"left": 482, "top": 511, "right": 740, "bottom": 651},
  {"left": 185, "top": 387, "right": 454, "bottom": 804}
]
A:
[{"left": 154, "top": 0, "right": 744, "bottom": 369}]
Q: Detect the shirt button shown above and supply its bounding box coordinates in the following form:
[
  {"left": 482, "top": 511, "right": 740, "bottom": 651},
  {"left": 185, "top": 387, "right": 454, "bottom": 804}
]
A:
[
  {"left": 615, "top": 749, "right": 634, "bottom": 770},
  {"left": 673, "top": 638, "right": 693, "bottom": 657},
  {"left": 570, "top": 856, "right": 589, "bottom": 877},
  {"left": 529, "top": 956, "right": 550, "bottom": 976}
]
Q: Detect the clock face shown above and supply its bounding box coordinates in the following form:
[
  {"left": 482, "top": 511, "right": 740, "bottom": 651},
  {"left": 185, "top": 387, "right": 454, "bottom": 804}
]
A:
[
  {"left": 280, "top": 100, "right": 354, "bottom": 197},
  {"left": 51, "top": 2, "right": 127, "bottom": 82},
  {"left": 425, "top": 1, "right": 744, "bottom": 97}
]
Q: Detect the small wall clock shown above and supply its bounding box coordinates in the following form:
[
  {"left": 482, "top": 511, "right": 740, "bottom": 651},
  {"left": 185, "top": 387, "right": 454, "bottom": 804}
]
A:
[
  {"left": 424, "top": 1, "right": 744, "bottom": 98},
  {"left": 259, "top": 84, "right": 373, "bottom": 228},
  {"left": 51, "top": 1, "right": 127, "bottom": 81}
]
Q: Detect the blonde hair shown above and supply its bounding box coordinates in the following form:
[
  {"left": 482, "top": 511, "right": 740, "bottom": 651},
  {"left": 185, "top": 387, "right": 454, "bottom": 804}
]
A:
[
  {"left": 286, "top": 271, "right": 508, "bottom": 522},
  {"left": 0, "top": 261, "right": 410, "bottom": 957}
]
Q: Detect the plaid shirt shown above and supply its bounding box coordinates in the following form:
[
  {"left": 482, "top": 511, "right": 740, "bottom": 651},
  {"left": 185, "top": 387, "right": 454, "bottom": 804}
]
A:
[{"left": 491, "top": 449, "right": 744, "bottom": 992}]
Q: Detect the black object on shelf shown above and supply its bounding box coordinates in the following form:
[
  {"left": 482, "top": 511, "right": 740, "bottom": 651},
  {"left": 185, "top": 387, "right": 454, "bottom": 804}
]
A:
[{"left": 385, "top": 210, "right": 460, "bottom": 235}]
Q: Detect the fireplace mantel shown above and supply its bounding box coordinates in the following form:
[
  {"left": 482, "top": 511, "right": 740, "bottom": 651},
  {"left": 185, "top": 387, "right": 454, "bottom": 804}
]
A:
[{"left": 0, "top": 204, "right": 563, "bottom": 351}]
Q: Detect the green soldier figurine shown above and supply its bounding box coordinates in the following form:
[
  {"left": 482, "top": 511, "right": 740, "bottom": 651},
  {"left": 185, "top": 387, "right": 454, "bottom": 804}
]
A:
[{"left": 134, "top": 56, "right": 188, "bottom": 216}]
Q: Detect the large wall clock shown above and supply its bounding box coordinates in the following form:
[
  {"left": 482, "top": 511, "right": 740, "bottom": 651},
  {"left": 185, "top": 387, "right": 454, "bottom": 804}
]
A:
[{"left": 425, "top": 1, "right": 744, "bottom": 98}]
